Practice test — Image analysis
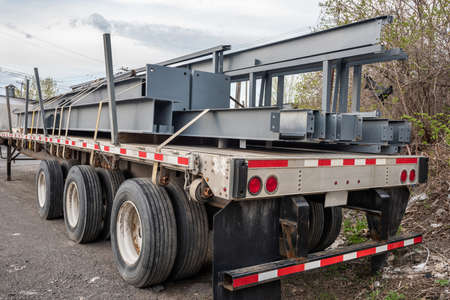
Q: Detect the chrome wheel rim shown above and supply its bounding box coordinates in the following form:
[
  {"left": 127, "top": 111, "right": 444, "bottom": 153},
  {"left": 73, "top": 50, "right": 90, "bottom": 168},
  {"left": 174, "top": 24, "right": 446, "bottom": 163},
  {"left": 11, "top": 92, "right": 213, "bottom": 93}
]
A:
[
  {"left": 66, "top": 181, "right": 80, "bottom": 227},
  {"left": 37, "top": 171, "right": 46, "bottom": 208},
  {"left": 116, "top": 200, "right": 143, "bottom": 265}
]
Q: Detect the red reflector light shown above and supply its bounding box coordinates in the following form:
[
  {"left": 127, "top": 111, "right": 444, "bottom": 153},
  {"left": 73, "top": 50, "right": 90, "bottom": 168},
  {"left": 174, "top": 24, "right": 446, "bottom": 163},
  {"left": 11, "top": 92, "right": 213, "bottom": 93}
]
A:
[
  {"left": 409, "top": 169, "right": 416, "bottom": 182},
  {"left": 400, "top": 170, "right": 407, "bottom": 183},
  {"left": 248, "top": 176, "right": 262, "bottom": 195},
  {"left": 265, "top": 176, "right": 278, "bottom": 193}
]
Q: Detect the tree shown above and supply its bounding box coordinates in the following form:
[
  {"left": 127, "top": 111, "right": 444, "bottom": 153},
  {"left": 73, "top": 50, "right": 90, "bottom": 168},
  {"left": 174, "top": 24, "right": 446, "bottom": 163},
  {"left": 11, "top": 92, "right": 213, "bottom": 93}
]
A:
[
  {"left": 14, "top": 77, "right": 58, "bottom": 100},
  {"left": 318, "top": 0, "right": 449, "bottom": 146}
]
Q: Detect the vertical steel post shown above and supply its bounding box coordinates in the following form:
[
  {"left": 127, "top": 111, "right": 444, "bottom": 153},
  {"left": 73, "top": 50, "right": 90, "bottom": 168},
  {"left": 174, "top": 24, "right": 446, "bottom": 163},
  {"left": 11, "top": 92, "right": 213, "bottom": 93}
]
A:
[
  {"left": 258, "top": 76, "right": 265, "bottom": 107},
  {"left": 5, "top": 86, "right": 12, "bottom": 181},
  {"left": 338, "top": 64, "right": 349, "bottom": 113},
  {"left": 212, "top": 51, "right": 218, "bottom": 73},
  {"left": 351, "top": 65, "right": 362, "bottom": 112},
  {"left": 248, "top": 72, "right": 256, "bottom": 107},
  {"left": 218, "top": 51, "right": 224, "bottom": 73},
  {"left": 321, "top": 60, "right": 332, "bottom": 112},
  {"left": 276, "top": 75, "right": 284, "bottom": 107},
  {"left": 331, "top": 61, "right": 342, "bottom": 113},
  {"left": 235, "top": 81, "right": 241, "bottom": 105},
  {"left": 6, "top": 143, "right": 11, "bottom": 181},
  {"left": 212, "top": 51, "right": 224, "bottom": 73},
  {"left": 103, "top": 33, "right": 119, "bottom": 145},
  {"left": 24, "top": 79, "right": 30, "bottom": 133},
  {"left": 34, "top": 68, "right": 48, "bottom": 135},
  {"left": 264, "top": 73, "right": 272, "bottom": 106},
  {"left": 5, "top": 86, "right": 12, "bottom": 133}
]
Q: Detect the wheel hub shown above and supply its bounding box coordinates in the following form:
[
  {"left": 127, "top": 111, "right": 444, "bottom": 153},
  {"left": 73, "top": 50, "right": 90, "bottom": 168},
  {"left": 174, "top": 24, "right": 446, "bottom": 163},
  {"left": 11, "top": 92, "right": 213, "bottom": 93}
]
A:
[
  {"left": 66, "top": 181, "right": 80, "bottom": 227},
  {"left": 116, "top": 200, "right": 142, "bottom": 265}
]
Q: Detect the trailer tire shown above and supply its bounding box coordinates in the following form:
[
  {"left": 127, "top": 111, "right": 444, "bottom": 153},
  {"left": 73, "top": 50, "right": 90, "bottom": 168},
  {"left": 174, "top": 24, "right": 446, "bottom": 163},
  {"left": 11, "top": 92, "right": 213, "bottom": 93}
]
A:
[
  {"left": 111, "top": 179, "right": 177, "bottom": 287},
  {"left": 63, "top": 165, "right": 103, "bottom": 243},
  {"left": 60, "top": 159, "right": 79, "bottom": 180},
  {"left": 36, "top": 160, "right": 64, "bottom": 219},
  {"left": 164, "top": 182, "right": 208, "bottom": 280},
  {"left": 307, "top": 200, "right": 324, "bottom": 251},
  {"left": 96, "top": 168, "right": 125, "bottom": 240},
  {"left": 312, "top": 206, "right": 342, "bottom": 252}
]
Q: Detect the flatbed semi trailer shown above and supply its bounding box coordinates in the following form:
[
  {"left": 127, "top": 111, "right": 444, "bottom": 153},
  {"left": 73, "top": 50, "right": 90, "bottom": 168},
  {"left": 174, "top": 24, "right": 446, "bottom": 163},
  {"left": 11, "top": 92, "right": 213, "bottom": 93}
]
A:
[
  {"left": 1, "top": 16, "right": 429, "bottom": 300},
  {"left": 0, "top": 130, "right": 427, "bottom": 299}
]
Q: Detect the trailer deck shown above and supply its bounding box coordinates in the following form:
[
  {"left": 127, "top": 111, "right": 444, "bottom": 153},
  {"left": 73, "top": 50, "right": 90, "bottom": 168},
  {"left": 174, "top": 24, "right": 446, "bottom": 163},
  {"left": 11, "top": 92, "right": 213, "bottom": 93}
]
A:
[{"left": 1, "top": 131, "right": 426, "bottom": 202}]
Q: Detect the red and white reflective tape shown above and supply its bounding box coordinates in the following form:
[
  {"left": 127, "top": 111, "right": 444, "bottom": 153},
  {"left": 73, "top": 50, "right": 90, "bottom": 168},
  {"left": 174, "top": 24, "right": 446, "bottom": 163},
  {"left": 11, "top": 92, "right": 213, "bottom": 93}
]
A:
[
  {"left": 304, "top": 158, "right": 388, "bottom": 167},
  {"left": 247, "top": 157, "right": 418, "bottom": 169},
  {"left": 2, "top": 132, "right": 192, "bottom": 169},
  {"left": 231, "top": 236, "right": 422, "bottom": 289}
]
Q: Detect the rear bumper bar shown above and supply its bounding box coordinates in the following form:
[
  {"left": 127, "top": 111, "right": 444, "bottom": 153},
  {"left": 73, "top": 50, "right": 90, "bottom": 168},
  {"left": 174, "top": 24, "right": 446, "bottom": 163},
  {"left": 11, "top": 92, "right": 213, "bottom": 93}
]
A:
[{"left": 222, "top": 233, "right": 422, "bottom": 291}]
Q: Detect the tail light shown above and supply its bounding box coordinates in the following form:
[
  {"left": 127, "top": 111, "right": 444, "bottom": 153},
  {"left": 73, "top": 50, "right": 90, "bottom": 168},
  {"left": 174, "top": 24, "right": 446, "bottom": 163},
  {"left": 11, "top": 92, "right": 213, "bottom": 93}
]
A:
[
  {"left": 248, "top": 176, "right": 262, "bottom": 195},
  {"left": 409, "top": 169, "right": 416, "bottom": 182},
  {"left": 265, "top": 176, "right": 278, "bottom": 193},
  {"left": 400, "top": 170, "right": 408, "bottom": 183}
]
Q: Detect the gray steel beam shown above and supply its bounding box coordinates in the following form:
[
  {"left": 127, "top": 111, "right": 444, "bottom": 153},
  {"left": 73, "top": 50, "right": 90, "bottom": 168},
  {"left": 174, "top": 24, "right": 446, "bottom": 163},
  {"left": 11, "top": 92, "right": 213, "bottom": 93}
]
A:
[
  {"left": 173, "top": 108, "right": 280, "bottom": 141},
  {"left": 158, "top": 45, "right": 230, "bottom": 68},
  {"left": 223, "top": 45, "right": 385, "bottom": 78},
  {"left": 258, "top": 76, "right": 265, "bottom": 106},
  {"left": 338, "top": 64, "right": 349, "bottom": 113},
  {"left": 103, "top": 33, "right": 119, "bottom": 145},
  {"left": 248, "top": 73, "right": 256, "bottom": 107},
  {"left": 351, "top": 65, "right": 362, "bottom": 112},
  {"left": 264, "top": 74, "right": 272, "bottom": 106},
  {"left": 321, "top": 60, "right": 332, "bottom": 112},
  {"left": 276, "top": 76, "right": 284, "bottom": 107},
  {"left": 332, "top": 61, "right": 341, "bottom": 113},
  {"left": 212, "top": 51, "right": 219, "bottom": 73},
  {"left": 70, "top": 17, "right": 401, "bottom": 94},
  {"left": 180, "top": 16, "right": 393, "bottom": 74}
]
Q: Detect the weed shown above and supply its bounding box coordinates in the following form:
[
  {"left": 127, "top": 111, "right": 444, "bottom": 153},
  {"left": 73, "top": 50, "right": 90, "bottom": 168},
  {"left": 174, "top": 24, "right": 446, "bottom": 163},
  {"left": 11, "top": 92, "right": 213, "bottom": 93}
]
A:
[
  {"left": 367, "top": 289, "right": 380, "bottom": 300},
  {"left": 384, "top": 291, "right": 405, "bottom": 300},
  {"left": 436, "top": 279, "right": 449, "bottom": 287},
  {"left": 343, "top": 217, "right": 368, "bottom": 245}
]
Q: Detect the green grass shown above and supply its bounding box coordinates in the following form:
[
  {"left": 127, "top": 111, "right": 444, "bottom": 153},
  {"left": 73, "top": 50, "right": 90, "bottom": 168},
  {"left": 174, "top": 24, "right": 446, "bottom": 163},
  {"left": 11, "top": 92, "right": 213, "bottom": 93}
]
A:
[
  {"left": 367, "top": 289, "right": 380, "bottom": 300},
  {"left": 343, "top": 217, "right": 368, "bottom": 245},
  {"left": 436, "top": 279, "right": 449, "bottom": 287},
  {"left": 384, "top": 291, "right": 405, "bottom": 300}
]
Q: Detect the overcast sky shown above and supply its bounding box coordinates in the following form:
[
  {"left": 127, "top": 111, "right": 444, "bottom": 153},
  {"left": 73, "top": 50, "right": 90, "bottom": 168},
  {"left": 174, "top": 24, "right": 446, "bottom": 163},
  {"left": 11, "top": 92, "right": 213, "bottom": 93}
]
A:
[{"left": 0, "top": 0, "right": 321, "bottom": 93}]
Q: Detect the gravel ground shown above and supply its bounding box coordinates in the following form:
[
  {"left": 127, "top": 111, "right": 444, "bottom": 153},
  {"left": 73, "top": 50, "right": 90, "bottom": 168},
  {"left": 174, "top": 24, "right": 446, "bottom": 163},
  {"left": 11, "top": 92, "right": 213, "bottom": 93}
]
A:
[{"left": 0, "top": 158, "right": 211, "bottom": 300}]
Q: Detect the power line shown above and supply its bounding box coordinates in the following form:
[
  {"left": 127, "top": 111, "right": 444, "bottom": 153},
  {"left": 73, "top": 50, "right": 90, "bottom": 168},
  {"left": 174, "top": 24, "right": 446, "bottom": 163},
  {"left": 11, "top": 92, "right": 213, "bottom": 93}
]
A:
[{"left": 1, "top": 24, "right": 104, "bottom": 65}]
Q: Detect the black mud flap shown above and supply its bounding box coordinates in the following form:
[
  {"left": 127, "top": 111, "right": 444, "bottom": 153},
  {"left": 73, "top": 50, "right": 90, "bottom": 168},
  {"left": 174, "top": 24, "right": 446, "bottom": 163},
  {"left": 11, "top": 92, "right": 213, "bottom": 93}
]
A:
[
  {"left": 213, "top": 199, "right": 281, "bottom": 300},
  {"left": 348, "top": 187, "right": 410, "bottom": 273}
]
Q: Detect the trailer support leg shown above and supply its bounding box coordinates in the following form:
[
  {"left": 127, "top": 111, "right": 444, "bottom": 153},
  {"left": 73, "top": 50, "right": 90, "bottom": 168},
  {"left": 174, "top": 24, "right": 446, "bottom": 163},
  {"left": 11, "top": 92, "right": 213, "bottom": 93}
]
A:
[
  {"left": 213, "top": 199, "right": 281, "bottom": 300},
  {"left": 6, "top": 143, "right": 12, "bottom": 181}
]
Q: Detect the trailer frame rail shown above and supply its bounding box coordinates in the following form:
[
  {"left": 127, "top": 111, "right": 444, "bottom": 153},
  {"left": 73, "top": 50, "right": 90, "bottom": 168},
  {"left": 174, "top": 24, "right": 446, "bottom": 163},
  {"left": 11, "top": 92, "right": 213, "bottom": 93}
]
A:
[{"left": 1, "top": 132, "right": 194, "bottom": 170}]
